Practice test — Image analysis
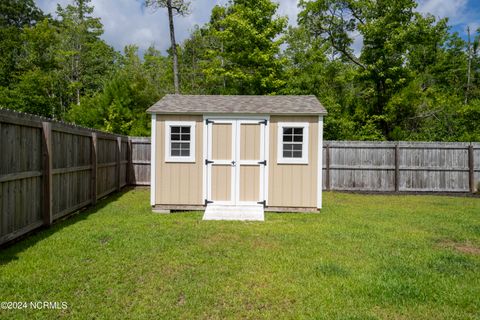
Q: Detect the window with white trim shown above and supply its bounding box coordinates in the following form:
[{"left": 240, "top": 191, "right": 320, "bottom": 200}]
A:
[
  {"left": 277, "top": 122, "right": 309, "bottom": 164},
  {"left": 165, "top": 121, "right": 196, "bottom": 162}
]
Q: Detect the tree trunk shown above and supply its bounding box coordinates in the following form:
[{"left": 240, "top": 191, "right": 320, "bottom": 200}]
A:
[
  {"left": 167, "top": 0, "right": 179, "bottom": 94},
  {"left": 465, "top": 26, "right": 472, "bottom": 105}
]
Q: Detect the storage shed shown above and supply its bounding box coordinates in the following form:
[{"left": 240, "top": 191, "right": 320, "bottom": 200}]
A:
[{"left": 147, "top": 95, "right": 327, "bottom": 220}]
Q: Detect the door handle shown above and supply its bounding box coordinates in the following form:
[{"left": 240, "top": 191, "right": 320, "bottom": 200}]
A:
[{"left": 231, "top": 160, "right": 236, "bottom": 166}]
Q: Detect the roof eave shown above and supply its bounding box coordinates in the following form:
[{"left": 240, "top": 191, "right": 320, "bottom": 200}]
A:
[{"left": 146, "top": 110, "right": 327, "bottom": 116}]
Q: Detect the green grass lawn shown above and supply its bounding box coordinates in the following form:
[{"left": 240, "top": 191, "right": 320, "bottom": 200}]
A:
[{"left": 0, "top": 189, "right": 479, "bottom": 319}]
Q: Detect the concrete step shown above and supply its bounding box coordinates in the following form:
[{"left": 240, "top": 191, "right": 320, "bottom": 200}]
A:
[{"left": 203, "top": 205, "right": 264, "bottom": 221}]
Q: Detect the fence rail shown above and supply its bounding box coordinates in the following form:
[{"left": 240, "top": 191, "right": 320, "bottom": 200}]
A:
[{"left": 1, "top": 109, "right": 479, "bottom": 246}]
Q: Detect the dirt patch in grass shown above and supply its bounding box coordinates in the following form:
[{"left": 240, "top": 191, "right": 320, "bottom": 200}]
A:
[{"left": 437, "top": 240, "right": 480, "bottom": 255}]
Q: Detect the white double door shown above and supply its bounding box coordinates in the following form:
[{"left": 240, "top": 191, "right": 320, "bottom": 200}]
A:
[{"left": 205, "top": 118, "right": 267, "bottom": 206}]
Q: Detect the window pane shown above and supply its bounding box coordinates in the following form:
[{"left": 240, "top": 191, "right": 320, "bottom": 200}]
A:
[
  {"left": 283, "top": 128, "right": 292, "bottom": 135},
  {"left": 283, "top": 151, "right": 292, "bottom": 158},
  {"left": 171, "top": 127, "right": 180, "bottom": 133},
  {"left": 171, "top": 142, "right": 181, "bottom": 149},
  {"left": 283, "top": 134, "right": 293, "bottom": 142},
  {"left": 181, "top": 127, "right": 190, "bottom": 134},
  {"left": 293, "top": 135, "right": 303, "bottom": 142},
  {"left": 171, "top": 149, "right": 180, "bottom": 156},
  {"left": 180, "top": 142, "right": 189, "bottom": 149},
  {"left": 283, "top": 143, "right": 294, "bottom": 152},
  {"left": 171, "top": 134, "right": 180, "bottom": 141},
  {"left": 293, "top": 144, "right": 302, "bottom": 151},
  {"left": 292, "top": 151, "right": 302, "bottom": 158},
  {"left": 293, "top": 128, "right": 303, "bottom": 135},
  {"left": 180, "top": 134, "right": 190, "bottom": 141},
  {"left": 180, "top": 149, "right": 190, "bottom": 156}
]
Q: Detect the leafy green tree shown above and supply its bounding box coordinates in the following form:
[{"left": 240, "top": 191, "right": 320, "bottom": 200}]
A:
[
  {"left": 0, "top": 18, "right": 65, "bottom": 117},
  {"left": 0, "top": 0, "right": 44, "bottom": 87},
  {"left": 67, "top": 46, "right": 170, "bottom": 135},
  {"left": 299, "top": 0, "right": 448, "bottom": 138},
  {"left": 56, "top": 0, "right": 116, "bottom": 107},
  {"left": 200, "top": 0, "right": 287, "bottom": 94}
]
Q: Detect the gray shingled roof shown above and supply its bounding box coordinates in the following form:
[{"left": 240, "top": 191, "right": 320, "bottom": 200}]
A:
[{"left": 147, "top": 95, "right": 327, "bottom": 115}]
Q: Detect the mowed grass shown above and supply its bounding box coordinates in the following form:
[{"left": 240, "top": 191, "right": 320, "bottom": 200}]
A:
[{"left": 0, "top": 190, "right": 479, "bottom": 319}]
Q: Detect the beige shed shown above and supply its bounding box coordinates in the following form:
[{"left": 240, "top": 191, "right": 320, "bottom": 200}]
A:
[{"left": 147, "top": 95, "right": 327, "bottom": 218}]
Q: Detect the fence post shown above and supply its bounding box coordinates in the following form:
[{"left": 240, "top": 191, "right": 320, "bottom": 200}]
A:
[
  {"left": 127, "top": 139, "right": 133, "bottom": 185},
  {"left": 117, "top": 137, "right": 122, "bottom": 191},
  {"left": 469, "top": 144, "right": 475, "bottom": 193},
  {"left": 395, "top": 143, "right": 400, "bottom": 192},
  {"left": 42, "top": 122, "right": 53, "bottom": 226},
  {"left": 91, "top": 132, "right": 97, "bottom": 205},
  {"left": 325, "top": 143, "right": 331, "bottom": 191}
]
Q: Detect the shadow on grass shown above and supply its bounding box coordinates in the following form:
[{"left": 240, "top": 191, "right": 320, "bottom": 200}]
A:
[{"left": 0, "top": 187, "right": 134, "bottom": 264}]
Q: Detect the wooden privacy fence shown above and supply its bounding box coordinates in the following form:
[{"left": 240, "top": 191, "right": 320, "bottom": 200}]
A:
[
  {"left": 127, "top": 139, "right": 480, "bottom": 194},
  {"left": 322, "top": 141, "right": 479, "bottom": 193},
  {"left": 0, "top": 109, "right": 129, "bottom": 245}
]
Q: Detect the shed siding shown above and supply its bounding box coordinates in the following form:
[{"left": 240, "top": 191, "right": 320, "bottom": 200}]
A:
[
  {"left": 155, "top": 115, "right": 203, "bottom": 205},
  {"left": 268, "top": 116, "right": 318, "bottom": 208}
]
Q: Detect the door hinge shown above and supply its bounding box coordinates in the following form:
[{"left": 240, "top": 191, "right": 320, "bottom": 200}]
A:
[
  {"left": 205, "top": 159, "right": 214, "bottom": 165},
  {"left": 258, "top": 119, "right": 268, "bottom": 125},
  {"left": 258, "top": 160, "right": 267, "bottom": 165},
  {"left": 205, "top": 199, "right": 214, "bottom": 205},
  {"left": 206, "top": 119, "right": 214, "bottom": 125},
  {"left": 257, "top": 200, "right": 266, "bottom": 207}
]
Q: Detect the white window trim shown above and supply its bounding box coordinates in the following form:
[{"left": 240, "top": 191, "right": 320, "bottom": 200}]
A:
[
  {"left": 277, "top": 122, "right": 309, "bottom": 164},
  {"left": 165, "top": 121, "right": 196, "bottom": 163}
]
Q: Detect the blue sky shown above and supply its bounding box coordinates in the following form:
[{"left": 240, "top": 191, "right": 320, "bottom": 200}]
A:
[{"left": 35, "top": 0, "right": 480, "bottom": 54}]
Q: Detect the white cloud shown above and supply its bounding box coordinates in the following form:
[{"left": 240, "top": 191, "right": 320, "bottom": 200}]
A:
[
  {"left": 416, "top": 0, "right": 478, "bottom": 34},
  {"left": 416, "top": 0, "right": 467, "bottom": 22},
  {"left": 36, "top": 0, "right": 303, "bottom": 53},
  {"left": 276, "top": 0, "right": 300, "bottom": 26},
  {"left": 36, "top": 0, "right": 228, "bottom": 54}
]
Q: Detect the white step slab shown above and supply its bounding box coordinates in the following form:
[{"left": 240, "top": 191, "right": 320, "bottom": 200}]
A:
[{"left": 203, "top": 205, "right": 265, "bottom": 221}]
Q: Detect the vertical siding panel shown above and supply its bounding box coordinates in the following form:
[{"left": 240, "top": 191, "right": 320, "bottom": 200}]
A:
[
  {"left": 268, "top": 116, "right": 318, "bottom": 208},
  {"left": 155, "top": 115, "right": 203, "bottom": 205}
]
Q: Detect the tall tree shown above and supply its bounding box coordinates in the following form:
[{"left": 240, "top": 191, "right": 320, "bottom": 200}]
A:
[
  {"left": 0, "top": 0, "right": 44, "bottom": 87},
  {"left": 200, "top": 0, "right": 287, "bottom": 94},
  {"left": 299, "top": 0, "right": 447, "bottom": 138},
  {"left": 67, "top": 45, "right": 171, "bottom": 135},
  {"left": 56, "top": 0, "right": 116, "bottom": 108},
  {"left": 145, "top": 0, "right": 190, "bottom": 94}
]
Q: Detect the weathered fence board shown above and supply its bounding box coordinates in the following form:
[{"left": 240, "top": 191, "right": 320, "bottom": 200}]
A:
[
  {"left": 129, "top": 137, "right": 151, "bottom": 185},
  {"left": 51, "top": 129, "right": 92, "bottom": 220},
  {"left": 327, "top": 141, "right": 396, "bottom": 191},
  {"left": 398, "top": 142, "right": 471, "bottom": 192},
  {"left": 473, "top": 143, "right": 480, "bottom": 191},
  {"left": 0, "top": 120, "right": 43, "bottom": 244}
]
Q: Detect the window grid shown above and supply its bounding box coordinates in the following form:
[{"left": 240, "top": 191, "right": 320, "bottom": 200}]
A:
[
  {"left": 282, "top": 127, "right": 303, "bottom": 158},
  {"left": 170, "top": 126, "right": 191, "bottom": 157}
]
